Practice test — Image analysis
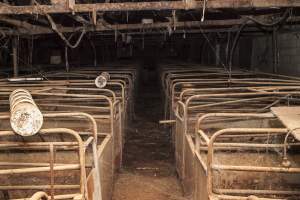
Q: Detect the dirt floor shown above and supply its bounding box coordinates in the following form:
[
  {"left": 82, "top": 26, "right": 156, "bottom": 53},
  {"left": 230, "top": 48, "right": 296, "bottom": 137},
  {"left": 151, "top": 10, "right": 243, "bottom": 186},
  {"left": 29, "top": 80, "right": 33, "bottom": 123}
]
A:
[{"left": 112, "top": 67, "right": 185, "bottom": 200}]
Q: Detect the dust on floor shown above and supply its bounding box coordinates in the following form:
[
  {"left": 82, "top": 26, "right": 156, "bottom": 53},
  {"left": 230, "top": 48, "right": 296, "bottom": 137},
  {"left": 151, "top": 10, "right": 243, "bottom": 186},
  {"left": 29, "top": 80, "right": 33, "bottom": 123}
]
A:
[
  {"left": 112, "top": 169, "right": 184, "bottom": 200},
  {"left": 112, "top": 116, "right": 185, "bottom": 200}
]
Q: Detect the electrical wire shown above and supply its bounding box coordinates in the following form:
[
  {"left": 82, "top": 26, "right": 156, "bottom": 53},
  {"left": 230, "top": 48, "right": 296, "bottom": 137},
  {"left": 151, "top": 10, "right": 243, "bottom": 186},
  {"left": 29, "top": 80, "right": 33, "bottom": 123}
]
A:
[
  {"left": 246, "top": 8, "right": 292, "bottom": 27},
  {"left": 187, "top": 12, "right": 230, "bottom": 76},
  {"left": 228, "top": 19, "right": 249, "bottom": 73}
]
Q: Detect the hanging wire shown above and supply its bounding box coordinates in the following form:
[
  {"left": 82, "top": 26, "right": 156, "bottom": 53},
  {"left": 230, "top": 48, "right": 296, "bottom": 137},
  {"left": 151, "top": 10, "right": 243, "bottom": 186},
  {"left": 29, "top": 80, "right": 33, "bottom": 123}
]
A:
[
  {"left": 32, "top": 0, "right": 86, "bottom": 49},
  {"left": 45, "top": 14, "right": 86, "bottom": 48},
  {"left": 188, "top": 12, "right": 231, "bottom": 77}
]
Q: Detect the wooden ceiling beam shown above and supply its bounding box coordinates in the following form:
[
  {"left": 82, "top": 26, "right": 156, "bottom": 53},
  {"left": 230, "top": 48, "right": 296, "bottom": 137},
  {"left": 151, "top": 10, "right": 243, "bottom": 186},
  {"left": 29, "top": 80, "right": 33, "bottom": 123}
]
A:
[
  {"left": 1, "top": 12, "right": 299, "bottom": 36},
  {"left": 0, "top": 0, "right": 299, "bottom": 15},
  {"left": 15, "top": 16, "right": 300, "bottom": 35},
  {"left": 12, "top": 19, "right": 245, "bottom": 35}
]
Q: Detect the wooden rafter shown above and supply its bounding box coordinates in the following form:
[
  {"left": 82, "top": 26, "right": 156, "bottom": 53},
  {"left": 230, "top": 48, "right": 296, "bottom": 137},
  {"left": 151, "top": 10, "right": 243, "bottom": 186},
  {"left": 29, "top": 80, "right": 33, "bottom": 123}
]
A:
[{"left": 0, "top": 16, "right": 51, "bottom": 34}]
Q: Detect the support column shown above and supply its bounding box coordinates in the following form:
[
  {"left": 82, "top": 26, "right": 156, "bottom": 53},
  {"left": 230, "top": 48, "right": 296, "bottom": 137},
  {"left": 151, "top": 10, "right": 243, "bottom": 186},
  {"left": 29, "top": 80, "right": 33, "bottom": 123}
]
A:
[
  {"left": 12, "top": 37, "right": 18, "bottom": 77},
  {"left": 215, "top": 42, "right": 220, "bottom": 66},
  {"left": 65, "top": 45, "right": 69, "bottom": 72},
  {"left": 272, "top": 27, "right": 279, "bottom": 74}
]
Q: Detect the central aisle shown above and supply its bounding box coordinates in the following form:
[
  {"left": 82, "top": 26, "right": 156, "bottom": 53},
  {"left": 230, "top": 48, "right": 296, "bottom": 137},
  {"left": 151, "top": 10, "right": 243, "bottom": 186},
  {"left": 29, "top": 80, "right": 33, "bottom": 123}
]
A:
[{"left": 112, "top": 65, "right": 184, "bottom": 200}]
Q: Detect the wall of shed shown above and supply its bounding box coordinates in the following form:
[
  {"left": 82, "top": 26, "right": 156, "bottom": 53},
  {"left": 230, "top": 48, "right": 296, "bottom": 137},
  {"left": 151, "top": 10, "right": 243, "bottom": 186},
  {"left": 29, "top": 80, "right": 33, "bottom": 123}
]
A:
[
  {"left": 251, "top": 31, "right": 300, "bottom": 75},
  {"left": 3, "top": 31, "right": 300, "bottom": 76}
]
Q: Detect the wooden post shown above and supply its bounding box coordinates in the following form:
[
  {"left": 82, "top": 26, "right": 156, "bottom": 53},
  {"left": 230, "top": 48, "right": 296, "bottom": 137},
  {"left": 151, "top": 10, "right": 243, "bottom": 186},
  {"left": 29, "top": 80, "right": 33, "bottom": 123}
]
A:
[{"left": 12, "top": 37, "right": 18, "bottom": 77}]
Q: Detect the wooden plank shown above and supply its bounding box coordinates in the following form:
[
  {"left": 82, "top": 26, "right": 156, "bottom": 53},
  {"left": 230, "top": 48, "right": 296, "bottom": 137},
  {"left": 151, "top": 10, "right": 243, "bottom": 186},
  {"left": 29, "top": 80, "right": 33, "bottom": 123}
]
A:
[{"left": 271, "top": 107, "right": 300, "bottom": 140}]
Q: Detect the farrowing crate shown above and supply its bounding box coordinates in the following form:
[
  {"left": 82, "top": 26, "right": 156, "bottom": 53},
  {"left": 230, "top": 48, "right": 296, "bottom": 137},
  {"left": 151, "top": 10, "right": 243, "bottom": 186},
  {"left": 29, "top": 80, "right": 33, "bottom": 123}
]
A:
[
  {"left": 0, "top": 67, "right": 137, "bottom": 169},
  {"left": 161, "top": 65, "right": 300, "bottom": 199},
  {"left": 193, "top": 109, "right": 300, "bottom": 200},
  {"left": 175, "top": 91, "right": 300, "bottom": 198},
  {"left": 0, "top": 104, "right": 113, "bottom": 200},
  {"left": 0, "top": 67, "right": 137, "bottom": 200},
  {"left": 0, "top": 87, "right": 124, "bottom": 170}
]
